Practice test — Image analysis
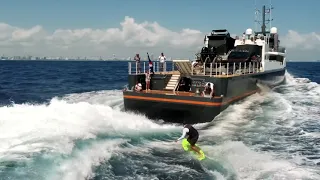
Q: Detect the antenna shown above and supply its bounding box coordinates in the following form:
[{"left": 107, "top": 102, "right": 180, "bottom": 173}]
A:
[
  {"left": 254, "top": 0, "right": 258, "bottom": 31},
  {"left": 269, "top": 0, "right": 273, "bottom": 29},
  {"left": 254, "top": 0, "right": 274, "bottom": 35}
]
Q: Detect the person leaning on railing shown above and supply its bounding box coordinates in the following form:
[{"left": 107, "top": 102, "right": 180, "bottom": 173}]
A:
[{"left": 202, "top": 82, "right": 215, "bottom": 99}]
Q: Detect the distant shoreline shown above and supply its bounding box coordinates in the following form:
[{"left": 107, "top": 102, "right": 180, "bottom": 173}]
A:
[
  {"left": 287, "top": 60, "right": 320, "bottom": 62},
  {"left": 0, "top": 59, "right": 319, "bottom": 62},
  {"left": 0, "top": 59, "right": 175, "bottom": 62}
]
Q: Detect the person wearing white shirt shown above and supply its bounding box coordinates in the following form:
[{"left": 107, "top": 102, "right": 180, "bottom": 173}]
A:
[
  {"left": 202, "top": 82, "right": 215, "bottom": 98},
  {"left": 158, "top": 52, "right": 166, "bottom": 72}
]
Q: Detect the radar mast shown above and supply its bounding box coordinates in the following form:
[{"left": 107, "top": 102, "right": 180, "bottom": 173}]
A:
[{"left": 254, "top": 0, "right": 274, "bottom": 35}]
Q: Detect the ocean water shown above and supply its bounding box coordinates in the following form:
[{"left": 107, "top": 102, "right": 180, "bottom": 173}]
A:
[{"left": 0, "top": 60, "right": 319, "bottom": 180}]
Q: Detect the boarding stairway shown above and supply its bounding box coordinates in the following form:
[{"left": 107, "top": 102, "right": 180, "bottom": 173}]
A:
[
  {"left": 164, "top": 74, "right": 180, "bottom": 91},
  {"left": 164, "top": 60, "right": 193, "bottom": 91},
  {"left": 173, "top": 59, "right": 193, "bottom": 75}
]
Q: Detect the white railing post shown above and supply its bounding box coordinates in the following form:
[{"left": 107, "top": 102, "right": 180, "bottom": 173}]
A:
[
  {"left": 135, "top": 62, "right": 138, "bottom": 74},
  {"left": 256, "top": 62, "right": 258, "bottom": 72},
  {"left": 260, "top": 62, "right": 262, "bottom": 72},
  {"left": 239, "top": 62, "right": 242, "bottom": 74},
  {"left": 233, "top": 62, "right": 235, "bottom": 74},
  {"left": 252, "top": 62, "right": 254, "bottom": 73},
  {"left": 244, "top": 62, "right": 246, "bottom": 74},
  {"left": 219, "top": 63, "right": 222, "bottom": 75},
  {"left": 143, "top": 62, "right": 146, "bottom": 73},
  {"left": 253, "top": 62, "right": 255, "bottom": 73},
  {"left": 215, "top": 63, "right": 217, "bottom": 76},
  {"left": 210, "top": 63, "right": 212, "bottom": 77},
  {"left": 172, "top": 61, "right": 174, "bottom": 71},
  {"left": 191, "top": 63, "right": 194, "bottom": 75},
  {"left": 255, "top": 62, "right": 257, "bottom": 72},
  {"left": 203, "top": 64, "right": 206, "bottom": 75},
  {"left": 227, "top": 63, "right": 229, "bottom": 77},
  {"left": 128, "top": 62, "right": 131, "bottom": 74}
]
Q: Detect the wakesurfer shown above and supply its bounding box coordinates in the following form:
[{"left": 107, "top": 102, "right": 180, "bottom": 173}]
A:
[{"left": 176, "top": 124, "right": 203, "bottom": 157}]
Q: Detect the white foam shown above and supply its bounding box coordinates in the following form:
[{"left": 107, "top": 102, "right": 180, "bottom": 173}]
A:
[
  {"left": 62, "top": 90, "right": 123, "bottom": 109},
  {"left": 49, "top": 139, "right": 127, "bottom": 180},
  {"left": 201, "top": 72, "right": 319, "bottom": 137},
  {"left": 207, "top": 170, "right": 227, "bottom": 180},
  {"left": 1, "top": 72, "right": 319, "bottom": 180},
  {"left": 202, "top": 141, "right": 320, "bottom": 180},
  {"left": 273, "top": 73, "right": 320, "bottom": 126},
  {"left": 197, "top": 72, "right": 320, "bottom": 179},
  {"left": 302, "top": 132, "right": 320, "bottom": 138},
  {"left": 143, "top": 139, "right": 181, "bottom": 151},
  {"left": 0, "top": 89, "right": 182, "bottom": 180},
  {"left": 282, "top": 72, "right": 320, "bottom": 98},
  {"left": 200, "top": 92, "right": 264, "bottom": 138},
  {"left": 0, "top": 92, "right": 178, "bottom": 161}
]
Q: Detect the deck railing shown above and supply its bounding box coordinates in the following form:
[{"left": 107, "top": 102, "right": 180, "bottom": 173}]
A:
[
  {"left": 192, "top": 61, "right": 262, "bottom": 77},
  {"left": 128, "top": 61, "right": 262, "bottom": 77},
  {"left": 128, "top": 61, "right": 176, "bottom": 74}
]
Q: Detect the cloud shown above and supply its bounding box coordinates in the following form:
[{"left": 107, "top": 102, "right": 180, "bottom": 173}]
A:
[
  {"left": 0, "top": 23, "right": 46, "bottom": 47},
  {"left": 281, "top": 30, "right": 320, "bottom": 60},
  {"left": 0, "top": 16, "right": 319, "bottom": 60},
  {"left": 0, "top": 16, "right": 204, "bottom": 59},
  {"left": 282, "top": 30, "right": 320, "bottom": 50}
]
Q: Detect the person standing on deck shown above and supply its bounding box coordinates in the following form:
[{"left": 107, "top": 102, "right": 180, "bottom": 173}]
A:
[
  {"left": 242, "top": 32, "right": 246, "bottom": 43},
  {"left": 134, "top": 54, "right": 141, "bottom": 73},
  {"left": 147, "top": 52, "right": 154, "bottom": 74},
  {"left": 158, "top": 52, "right": 166, "bottom": 73},
  {"left": 145, "top": 71, "right": 151, "bottom": 91}
]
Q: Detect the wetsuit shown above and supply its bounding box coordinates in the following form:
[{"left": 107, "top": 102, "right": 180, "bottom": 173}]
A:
[{"left": 177, "top": 124, "right": 199, "bottom": 146}]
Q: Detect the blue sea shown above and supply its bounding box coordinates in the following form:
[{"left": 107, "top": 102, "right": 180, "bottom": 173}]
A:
[{"left": 0, "top": 60, "right": 319, "bottom": 180}]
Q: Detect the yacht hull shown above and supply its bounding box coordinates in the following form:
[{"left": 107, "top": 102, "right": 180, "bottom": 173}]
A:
[{"left": 123, "top": 68, "right": 285, "bottom": 124}]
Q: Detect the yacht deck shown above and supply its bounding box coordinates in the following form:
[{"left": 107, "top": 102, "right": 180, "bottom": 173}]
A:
[{"left": 138, "top": 89, "right": 222, "bottom": 98}]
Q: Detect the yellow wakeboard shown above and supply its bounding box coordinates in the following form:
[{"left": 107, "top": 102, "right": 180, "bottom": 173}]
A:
[{"left": 181, "top": 138, "right": 205, "bottom": 160}]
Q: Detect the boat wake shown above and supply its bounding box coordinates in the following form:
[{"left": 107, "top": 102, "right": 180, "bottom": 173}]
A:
[
  {"left": 0, "top": 91, "right": 179, "bottom": 180},
  {"left": 0, "top": 72, "right": 319, "bottom": 180}
]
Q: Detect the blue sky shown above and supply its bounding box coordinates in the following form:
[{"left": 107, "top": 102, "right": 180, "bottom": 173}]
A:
[
  {"left": 0, "top": 0, "right": 319, "bottom": 60},
  {"left": 1, "top": 0, "right": 319, "bottom": 34}
]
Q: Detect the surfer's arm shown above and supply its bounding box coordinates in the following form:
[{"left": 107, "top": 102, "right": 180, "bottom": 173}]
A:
[{"left": 177, "top": 128, "right": 189, "bottom": 141}]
